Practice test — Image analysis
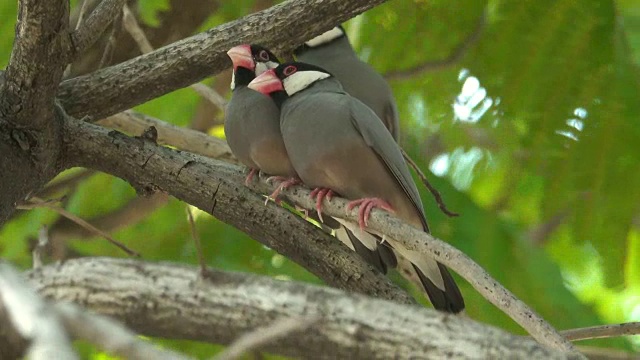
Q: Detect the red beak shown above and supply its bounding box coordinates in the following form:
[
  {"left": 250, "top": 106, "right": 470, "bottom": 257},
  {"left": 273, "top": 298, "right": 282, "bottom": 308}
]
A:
[
  {"left": 247, "top": 69, "right": 283, "bottom": 95},
  {"left": 227, "top": 44, "right": 254, "bottom": 70}
]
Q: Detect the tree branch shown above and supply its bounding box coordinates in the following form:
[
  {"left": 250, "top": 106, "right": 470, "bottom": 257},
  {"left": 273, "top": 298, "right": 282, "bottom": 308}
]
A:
[
  {"left": 71, "top": 0, "right": 126, "bottom": 57},
  {"left": 58, "top": 0, "right": 390, "bottom": 120},
  {"left": 61, "top": 117, "right": 415, "bottom": 305},
  {"left": 97, "top": 110, "right": 236, "bottom": 163},
  {"left": 2, "top": 0, "right": 71, "bottom": 127},
  {"left": 0, "top": 0, "right": 71, "bottom": 222},
  {"left": 562, "top": 322, "right": 640, "bottom": 342},
  {"left": 25, "top": 257, "right": 583, "bottom": 360}
]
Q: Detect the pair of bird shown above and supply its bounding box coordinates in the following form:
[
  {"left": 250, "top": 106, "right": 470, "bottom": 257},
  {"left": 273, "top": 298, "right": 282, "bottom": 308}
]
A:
[{"left": 224, "top": 26, "right": 464, "bottom": 313}]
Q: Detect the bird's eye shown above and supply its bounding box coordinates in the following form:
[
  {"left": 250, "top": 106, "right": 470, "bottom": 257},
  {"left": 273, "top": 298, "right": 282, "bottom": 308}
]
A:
[
  {"left": 259, "top": 50, "right": 270, "bottom": 61},
  {"left": 283, "top": 65, "right": 297, "bottom": 76}
]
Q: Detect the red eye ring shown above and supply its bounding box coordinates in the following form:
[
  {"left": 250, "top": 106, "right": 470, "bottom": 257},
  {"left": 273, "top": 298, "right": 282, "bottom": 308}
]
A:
[
  {"left": 259, "top": 50, "right": 269, "bottom": 61},
  {"left": 283, "top": 65, "right": 297, "bottom": 76}
]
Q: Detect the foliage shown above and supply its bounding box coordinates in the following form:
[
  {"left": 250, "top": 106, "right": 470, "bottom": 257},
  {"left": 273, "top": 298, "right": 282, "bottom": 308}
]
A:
[{"left": 1, "top": 0, "right": 639, "bottom": 357}]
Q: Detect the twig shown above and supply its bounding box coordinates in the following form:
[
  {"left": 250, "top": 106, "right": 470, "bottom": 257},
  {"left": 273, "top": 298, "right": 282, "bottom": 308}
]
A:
[
  {"left": 74, "top": 0, "right": 91, "bottom": 30},
  {"left": 36, "top": 170, "right": 97, "bottom": 199},
  {"left": 400, "top": 148, "right": 459, "bottom": 217},
  {"left": 72, "top": 0, "right": 126, "bottom": 56},
  {"left": 185, "top": 206, "right": 208, "bottom": 275},
  {"left": 121, "top": 4, "right": 227, "bottom": 111},
  {"left": 190, "top": 83, "right": 228, "bottom": 113},
  {"left": 562, "top": 322, "right": 640, "bottom": 342},
  {"left": 384, "top": 10, "right": 487, "bottom": 81},
  {"left": 97, "top": 111, "right": 236, "bottom": 163},
  {"left": 121, "top": 5, "right": 154, "bottom": 53},
  {"left": 17, "top": 197, "right": 140, "bottom": 257},
  {"left": 215, "top": 316, "right": 320, "bottom": 360},
  {"left": 98, "top": 8, "right": 124, "bottom": 69},
  {"left": 55, "top": 302, "right": 192, "bottom": 360},
  {"left": 0, "top": 261, "right": 78, "bottom": 359},
  {"left": 32, "top": 226, "right": 49, "bottom": 269}
]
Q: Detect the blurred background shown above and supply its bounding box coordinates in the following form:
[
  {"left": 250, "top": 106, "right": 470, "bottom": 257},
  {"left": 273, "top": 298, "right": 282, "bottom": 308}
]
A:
[{"left": 1, "top": 0, "right": 639, "bottom": 357}]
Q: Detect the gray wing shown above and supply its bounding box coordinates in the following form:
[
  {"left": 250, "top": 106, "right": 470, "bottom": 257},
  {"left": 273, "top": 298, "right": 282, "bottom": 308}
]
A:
[
  {"left": 385, "top": 99, "right": 400, "bottom": 141},
  {"left": 348, "top": 97, "right": 429, "bottom": 231}
]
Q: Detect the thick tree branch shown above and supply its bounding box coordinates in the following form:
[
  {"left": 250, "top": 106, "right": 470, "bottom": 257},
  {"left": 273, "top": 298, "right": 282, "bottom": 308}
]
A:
[
  {"left": 71, "top": 0, "right": 126, "bottom": 57},
  {"left": 0, "top": 0, "right": 71, "bottom": 222},
  {"left": 58, "top": 0, "right": 389, "bottom": 120},
  {"left": 61, "top": 117, "right": 415, "bottom": 305},
  {"left": 2, "top": 0, "right": 70, "bottom": 128},
  {"left": 97, "top": 110, "right": 236, "bottom": 162},
  {"left": 25, "top": 258, "right": 582, "bottom": 360}
]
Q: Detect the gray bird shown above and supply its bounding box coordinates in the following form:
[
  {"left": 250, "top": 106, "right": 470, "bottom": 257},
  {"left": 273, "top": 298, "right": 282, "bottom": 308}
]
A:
[
  {"left": 248, "top": 63, "right": 465, "bottom": 313},
  {"left": 294, "top": 25, "right": 400, "bottom": 141},
  {"left": 226, "top": 44, "right": 394, "bottom": 275},
  {"left": 225, "top": 44, "right": 295, "bottom": 184}
]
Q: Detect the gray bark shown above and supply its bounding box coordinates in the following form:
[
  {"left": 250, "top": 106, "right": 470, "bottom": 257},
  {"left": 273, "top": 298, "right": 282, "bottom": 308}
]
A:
[{"left": 24, "top": 258, "right": 582, "bottom": 360}]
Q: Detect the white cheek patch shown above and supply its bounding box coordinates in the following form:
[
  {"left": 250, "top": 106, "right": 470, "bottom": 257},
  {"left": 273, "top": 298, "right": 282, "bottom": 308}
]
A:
[
  {"left": 305, "top": 27, "right": 345, "bottom": 47},
  {"left": 230, "top": 71, "right": 236, "bottom": 90},
  {"left": 283, "top": 71, "right": 331, "bottom": 96}
]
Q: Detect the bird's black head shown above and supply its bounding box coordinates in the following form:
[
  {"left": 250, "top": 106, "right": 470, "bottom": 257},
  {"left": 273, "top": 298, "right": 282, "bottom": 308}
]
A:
[
  {"left": 227, "top": 44, "right": 280, "bottom": 89},
  {"left": 249, "top": 45, "right": 280, "bottom": 71},
  {"left": 247, "top": 62, "right": 333, "bottom": 108}
]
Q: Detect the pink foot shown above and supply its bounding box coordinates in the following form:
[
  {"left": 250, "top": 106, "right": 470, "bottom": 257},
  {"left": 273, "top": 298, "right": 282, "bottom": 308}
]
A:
[
  {"left": 347, "top": 198, "right": 395, "bottom": 230},
  {"left": 266, "top": 176, "right": 301, "bottom": 205},
  {"left": 309, "top": 187, "right": 335, "bottom": 223},
  {"left": 244, "top": 168, "right": 259, "bottom": 186}
]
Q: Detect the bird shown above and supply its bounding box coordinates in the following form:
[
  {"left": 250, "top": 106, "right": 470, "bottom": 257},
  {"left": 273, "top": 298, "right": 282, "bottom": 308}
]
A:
[
  {"left": 226, "top": 45, "right": 394, "bottom": 274},
  {"left": 247, "top": 62, "right": 465, "bottom": 313},
  {"left": 225, "top": 44, "right": 295, "bottom": 186},
  {"left": 294, "top": 25, "right": 400, "bottom": 141}
]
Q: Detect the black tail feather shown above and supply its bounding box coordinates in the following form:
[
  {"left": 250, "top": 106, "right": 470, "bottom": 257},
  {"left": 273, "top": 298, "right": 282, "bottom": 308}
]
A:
[{"left": 413, "top": 263, "right": 465, "bottom": 313}]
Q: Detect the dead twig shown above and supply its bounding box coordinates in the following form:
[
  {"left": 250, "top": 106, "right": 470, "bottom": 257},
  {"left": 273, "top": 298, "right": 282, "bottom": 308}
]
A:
[
  {"left": 36, "top": 170, "right": 97, "bottom": 199},
  {"left": 561, "top": 322, "right": 640, "bottom": 342},
  {"left": 17, "top": 197, "right": 140, "bottom": 257},
  {"left": 400, "top": 148, "right": 459, "bottom": 217},
  {"left": 98, "top": 8, "right": 124, "bottom": 69},
  {"left": 185, "top": 206, "right": 208, "bottom": 275}
]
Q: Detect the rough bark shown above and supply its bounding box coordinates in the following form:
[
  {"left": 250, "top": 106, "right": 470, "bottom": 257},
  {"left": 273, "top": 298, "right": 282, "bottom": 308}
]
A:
[
  {"left": 0, "top": 0, "right": 71, "bottom": 222},
  {"left": 58, "top": 0, "right": 389, "bottom": 120},
  {"left": 23, "top": 258, "right": 581, "bottom": 360},
  {"left": 61, "top": 117, "right": 414, "bottom": 304}
]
